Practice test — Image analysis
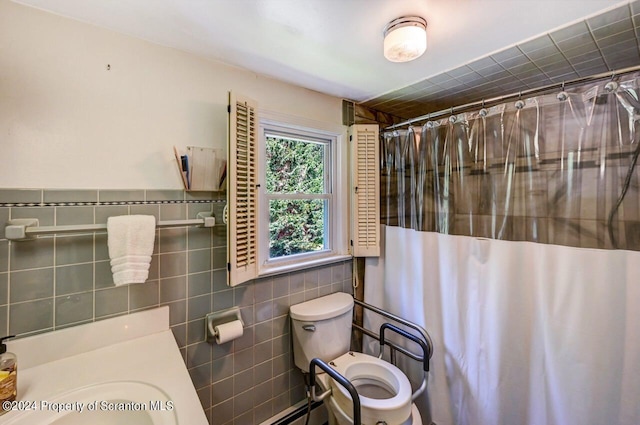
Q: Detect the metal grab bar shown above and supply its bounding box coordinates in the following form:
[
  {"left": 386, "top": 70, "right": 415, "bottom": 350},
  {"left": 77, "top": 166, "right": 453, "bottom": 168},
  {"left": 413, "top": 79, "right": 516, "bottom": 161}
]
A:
[
  {"left": 379, "top": 322, "right": 430, "bottom": 402},
  {"left": 353, "top": 323, "right": 423, "bottom": 362},
  {"left": 309, "top": 358, "right": 361, "bottom": 425},
  {"left": 353, "top": 298, "right": 433, "bottom": 361},
  {"left": 379, "top": 323, "right": 430, "bottom": 372},
  {"left": 5, "top": 212, "right": 216, "bottom": 241},
  {"left": 352, "top": 298, "right": 433, "bottom": 403}
]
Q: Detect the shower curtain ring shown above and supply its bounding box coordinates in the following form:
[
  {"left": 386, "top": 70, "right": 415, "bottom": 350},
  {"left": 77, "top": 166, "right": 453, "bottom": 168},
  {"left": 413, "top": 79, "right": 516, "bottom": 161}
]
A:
[
  {"left": 479, "top": 99, "right": 488, "bottom": 117},
  {"left": 557, "top": 81, "right": 568, "bottom": 101},
  {"left": 515, "top": 92, "right": 525, "bottom": 109},
  {"left": 449, "top": 107, "right": 457, "bottom": 123},
  {"left": 425, "top": 114, "right": 433, "bottom": 129},
  {"left": 605, "top": 70, "right": 619, "bottom": 92}
]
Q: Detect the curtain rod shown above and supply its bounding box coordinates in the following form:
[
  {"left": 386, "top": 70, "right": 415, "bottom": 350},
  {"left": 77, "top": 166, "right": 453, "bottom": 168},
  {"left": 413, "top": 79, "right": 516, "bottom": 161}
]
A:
[{"left": 385, "top": 64, "right": 640, "bottom": 131}]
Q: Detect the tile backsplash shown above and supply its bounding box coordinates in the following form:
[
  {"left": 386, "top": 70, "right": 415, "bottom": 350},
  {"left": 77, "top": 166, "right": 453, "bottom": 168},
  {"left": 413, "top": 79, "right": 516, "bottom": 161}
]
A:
[{"left": 0, "top": 188, "right": 353, "bottom": 425}]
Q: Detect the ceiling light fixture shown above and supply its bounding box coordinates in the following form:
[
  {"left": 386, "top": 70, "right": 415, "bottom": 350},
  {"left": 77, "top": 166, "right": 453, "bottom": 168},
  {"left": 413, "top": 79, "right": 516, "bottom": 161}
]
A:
[{"left": 383, "top": 16, "right": 427, "bottom": 63}]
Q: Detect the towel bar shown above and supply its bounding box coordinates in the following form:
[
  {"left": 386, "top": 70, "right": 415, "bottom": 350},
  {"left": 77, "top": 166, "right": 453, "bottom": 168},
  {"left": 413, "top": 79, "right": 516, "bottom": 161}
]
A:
[{"left": 5, "top": 212, "right": 217, "bottom": 241}]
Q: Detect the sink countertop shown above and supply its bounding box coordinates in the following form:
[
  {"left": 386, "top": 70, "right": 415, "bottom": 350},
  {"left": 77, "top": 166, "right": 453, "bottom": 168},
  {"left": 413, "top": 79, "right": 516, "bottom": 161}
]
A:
[{"left": 3, "top": 307, "right": 208, "bottom": 425}]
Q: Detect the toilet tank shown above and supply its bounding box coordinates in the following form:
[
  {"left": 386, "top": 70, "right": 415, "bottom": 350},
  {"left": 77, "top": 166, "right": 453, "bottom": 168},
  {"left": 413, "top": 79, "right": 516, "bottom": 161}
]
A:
[{"left": 290, "top": 292, "right": 354, "bottom": 373}]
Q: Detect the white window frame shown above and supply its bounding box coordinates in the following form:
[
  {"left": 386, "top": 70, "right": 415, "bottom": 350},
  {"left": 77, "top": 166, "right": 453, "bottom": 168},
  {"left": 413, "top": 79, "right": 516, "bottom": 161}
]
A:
[{"left": 258, "top": 111, "right": 350, "bottom": 276}]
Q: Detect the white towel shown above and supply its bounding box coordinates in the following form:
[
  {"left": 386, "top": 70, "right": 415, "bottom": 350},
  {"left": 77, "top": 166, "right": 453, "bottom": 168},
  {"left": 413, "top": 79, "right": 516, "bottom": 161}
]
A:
[
  {"left": 110, "top": 255, "right": 153, "bottom": 267},
  {"left": 107, "top": 215, "right": 156, "bottom": 286}
]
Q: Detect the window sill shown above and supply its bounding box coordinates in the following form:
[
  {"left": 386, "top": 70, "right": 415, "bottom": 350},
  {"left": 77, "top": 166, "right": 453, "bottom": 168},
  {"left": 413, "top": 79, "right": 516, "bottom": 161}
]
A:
[{"left": 258, "top": 254, "right": 352, "bottom": 278}]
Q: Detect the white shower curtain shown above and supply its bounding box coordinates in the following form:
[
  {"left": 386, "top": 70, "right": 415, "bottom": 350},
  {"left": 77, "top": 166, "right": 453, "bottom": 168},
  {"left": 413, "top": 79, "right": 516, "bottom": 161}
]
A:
[
  {"left": 364, "top": 75, "right": 640, "bottom": 425},
  {"left": 365, "top": 225, "right": 640, "bottom": 425}
]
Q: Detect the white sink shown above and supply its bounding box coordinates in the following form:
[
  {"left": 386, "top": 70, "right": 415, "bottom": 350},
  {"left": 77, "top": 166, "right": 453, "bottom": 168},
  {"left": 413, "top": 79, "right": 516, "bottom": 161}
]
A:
[
  {"left": 3, "top": 307, "right": 207, "bottom": 425},
  {"left": 5, "top": 381, "right": 176, "bottom": 425}
]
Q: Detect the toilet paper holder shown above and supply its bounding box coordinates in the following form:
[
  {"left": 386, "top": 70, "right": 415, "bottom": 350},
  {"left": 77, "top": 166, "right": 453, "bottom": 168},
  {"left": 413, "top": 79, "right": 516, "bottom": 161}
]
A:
[{"left": 205, "top": 307, "right": 244, "bottom": 343}]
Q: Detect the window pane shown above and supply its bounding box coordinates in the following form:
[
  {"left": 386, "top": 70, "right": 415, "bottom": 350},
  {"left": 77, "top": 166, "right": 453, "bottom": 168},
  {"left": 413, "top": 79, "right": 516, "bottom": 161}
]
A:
[
  {"left": 269, "top": 199, "right": 326, "bottom": 258},
  {"left": 266, "top": 136, "right": 325, "bottom": 194}
]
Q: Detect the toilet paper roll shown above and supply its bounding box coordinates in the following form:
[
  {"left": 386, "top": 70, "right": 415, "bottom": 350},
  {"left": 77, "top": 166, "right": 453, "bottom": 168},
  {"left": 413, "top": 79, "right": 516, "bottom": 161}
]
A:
[{"left": 214, "top": 320, "right": 243, "bottom": 344}]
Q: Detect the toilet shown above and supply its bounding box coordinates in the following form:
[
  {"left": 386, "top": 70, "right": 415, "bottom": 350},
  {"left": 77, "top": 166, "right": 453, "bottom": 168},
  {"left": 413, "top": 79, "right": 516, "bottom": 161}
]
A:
[{"left": 290, "top": 292, "right": 423, "bottom": 425}]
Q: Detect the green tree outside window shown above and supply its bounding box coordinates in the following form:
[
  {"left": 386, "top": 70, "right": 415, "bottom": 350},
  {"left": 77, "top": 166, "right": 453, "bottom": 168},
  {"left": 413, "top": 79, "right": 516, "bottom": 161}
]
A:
[{"left": 266, "top": 136, "right": 327, "bottom": 258}]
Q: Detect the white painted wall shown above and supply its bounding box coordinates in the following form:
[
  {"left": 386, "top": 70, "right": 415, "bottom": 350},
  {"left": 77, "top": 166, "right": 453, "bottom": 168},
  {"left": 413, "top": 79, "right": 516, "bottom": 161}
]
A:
[{"left": 0, "top": 0, "right": 343, "bottom": 189}]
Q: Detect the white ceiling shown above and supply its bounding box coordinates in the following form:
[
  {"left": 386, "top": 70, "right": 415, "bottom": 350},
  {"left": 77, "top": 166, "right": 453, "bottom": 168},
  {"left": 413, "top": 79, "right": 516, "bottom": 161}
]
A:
[{"left": 13, "top": 0, "right": 626, "bottom": 102}]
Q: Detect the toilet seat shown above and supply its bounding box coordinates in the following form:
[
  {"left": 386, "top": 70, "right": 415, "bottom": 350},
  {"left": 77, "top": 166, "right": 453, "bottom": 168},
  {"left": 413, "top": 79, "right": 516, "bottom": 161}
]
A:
[
  {"left": 326, "top": 396, "right": 422, "bottom": 425},
  {"left": 326, "top": 352, "right": 413, "bottom": 425}
]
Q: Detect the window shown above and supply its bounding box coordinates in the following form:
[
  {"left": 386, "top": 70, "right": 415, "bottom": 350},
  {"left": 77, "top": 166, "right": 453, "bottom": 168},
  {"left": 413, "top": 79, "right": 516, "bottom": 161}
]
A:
[
  {"left": 228, "top": 92, "right": 350, "bottom": 286},
  {"left": 264, "top": 130, "right": 331, "bottom": 260},
  {"left": 259, "top": 121, "right": 347, "bottom": 274}
]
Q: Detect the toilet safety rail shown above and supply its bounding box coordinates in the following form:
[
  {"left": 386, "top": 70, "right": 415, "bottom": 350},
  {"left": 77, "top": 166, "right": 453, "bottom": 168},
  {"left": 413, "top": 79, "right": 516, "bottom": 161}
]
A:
[
  {"left": 379, "top": 323, "right": 430, "bottom": 372},
  {"left": 309, "top": 357, "right": 361, "bottom": 425},
  {"left": 352, "top": 298, "right": 433, "bottom": 401},
  {"left": 379, "top": 322, "right": 430, "bottom": 402},
  {"left": 352, "top": 298, "right": 433, "bottom": 363}
]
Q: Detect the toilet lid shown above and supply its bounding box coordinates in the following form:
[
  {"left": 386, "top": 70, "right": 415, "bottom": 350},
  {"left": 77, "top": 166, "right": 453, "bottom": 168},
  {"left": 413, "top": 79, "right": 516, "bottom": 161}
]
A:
[
  {"left": 290, "top": 292, "right": 353, "bottom": 321},
  {"left": 328, "top": 351, "right": 413, "bottom": 412}
]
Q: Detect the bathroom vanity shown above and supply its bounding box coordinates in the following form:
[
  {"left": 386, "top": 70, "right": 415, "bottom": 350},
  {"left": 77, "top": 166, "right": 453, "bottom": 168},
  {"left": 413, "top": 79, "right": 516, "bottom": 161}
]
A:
[{"left": 2, "top": 307, "right": 207, "bottom": 425}]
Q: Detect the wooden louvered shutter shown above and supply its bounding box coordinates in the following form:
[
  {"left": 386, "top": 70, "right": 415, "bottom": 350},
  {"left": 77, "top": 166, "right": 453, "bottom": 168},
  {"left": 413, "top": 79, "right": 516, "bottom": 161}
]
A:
[
  {"left": 350, "top": 124, "right": 380, "bottom": 257},
  {"left": 228, "top": 92, "right": 259, "bottom": 286}
]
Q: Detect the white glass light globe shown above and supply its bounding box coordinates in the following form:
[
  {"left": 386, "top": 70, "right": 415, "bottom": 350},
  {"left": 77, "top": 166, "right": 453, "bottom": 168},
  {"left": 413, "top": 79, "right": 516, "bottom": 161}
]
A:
[{"left": 383, "top": 19, "right": 427, "bottom": 63}]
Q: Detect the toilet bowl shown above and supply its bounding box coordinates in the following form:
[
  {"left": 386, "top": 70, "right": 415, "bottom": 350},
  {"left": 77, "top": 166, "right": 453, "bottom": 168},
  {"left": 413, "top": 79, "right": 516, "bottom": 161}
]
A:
[
  {"left": 324, "top": 352, "right": 415, "bottom": 425},
  {"left": 290, "top": 293, "right": 423, "bottom": 425},
  {"left": 325, "top": 395, "right": 422, "bottom": 425}
]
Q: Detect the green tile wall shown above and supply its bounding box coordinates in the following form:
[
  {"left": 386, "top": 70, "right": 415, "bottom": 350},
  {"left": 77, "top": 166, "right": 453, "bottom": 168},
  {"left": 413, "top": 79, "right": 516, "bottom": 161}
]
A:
[{"left": 0, "top": 188, "right": 353, "bottom": 425}]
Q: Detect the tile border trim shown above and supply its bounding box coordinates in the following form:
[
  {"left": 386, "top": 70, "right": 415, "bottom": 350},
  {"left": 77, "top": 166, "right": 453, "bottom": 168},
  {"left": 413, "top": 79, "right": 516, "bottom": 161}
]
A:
[{"left": 1, "top": 199, "right": 225, "bottom": 208}]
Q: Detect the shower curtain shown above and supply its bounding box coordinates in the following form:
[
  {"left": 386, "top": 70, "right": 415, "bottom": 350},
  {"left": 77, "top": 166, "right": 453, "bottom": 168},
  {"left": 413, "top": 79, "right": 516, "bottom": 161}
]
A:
[{"left": 364, "top": 75, "right": 640, "bottom": 425}]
